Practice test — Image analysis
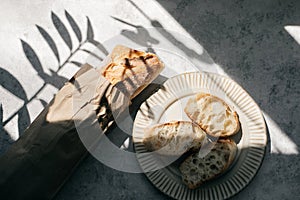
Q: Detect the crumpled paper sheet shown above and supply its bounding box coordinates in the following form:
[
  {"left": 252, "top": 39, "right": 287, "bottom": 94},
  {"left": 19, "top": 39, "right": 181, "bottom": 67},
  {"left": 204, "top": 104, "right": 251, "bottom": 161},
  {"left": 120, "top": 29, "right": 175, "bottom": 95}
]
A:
[{"left": 0, "top": 64, "right": 129, "bottom": 200}]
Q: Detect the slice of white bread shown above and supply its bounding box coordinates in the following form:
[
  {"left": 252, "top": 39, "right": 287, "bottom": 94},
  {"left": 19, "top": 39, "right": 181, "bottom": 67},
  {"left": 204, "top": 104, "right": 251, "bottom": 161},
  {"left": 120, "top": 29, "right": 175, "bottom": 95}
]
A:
[
  {"left": 179, "top": 139, "right": 237, "bottom": 189},
  {"left": 184, "top": 93, "right": 240, "bottom": 137},
  {"left": 142, "top": 121, "right": 206, "bottom": 156}
]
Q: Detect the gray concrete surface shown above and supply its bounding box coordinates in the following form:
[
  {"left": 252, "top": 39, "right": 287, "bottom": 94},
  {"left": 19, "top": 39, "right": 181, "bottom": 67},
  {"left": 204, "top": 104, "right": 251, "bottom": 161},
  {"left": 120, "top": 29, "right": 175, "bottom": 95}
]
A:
[{"left": 0, "top": 0, "right": 299, "bottom": 199}]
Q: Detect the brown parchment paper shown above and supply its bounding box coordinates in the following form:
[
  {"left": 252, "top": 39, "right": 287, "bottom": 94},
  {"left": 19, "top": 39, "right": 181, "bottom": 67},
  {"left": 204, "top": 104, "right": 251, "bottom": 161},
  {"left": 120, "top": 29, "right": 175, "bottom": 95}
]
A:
[
  {"left": 0, "top": 64, "right": 129, "bottom": 200},
  {"left": 0, "top": 43, "right": 165, "bottom": 200}
]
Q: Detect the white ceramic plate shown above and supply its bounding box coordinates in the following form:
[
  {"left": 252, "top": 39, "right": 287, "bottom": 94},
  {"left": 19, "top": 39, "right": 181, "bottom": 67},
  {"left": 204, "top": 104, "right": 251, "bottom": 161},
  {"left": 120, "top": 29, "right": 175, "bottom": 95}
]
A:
[{"left": 133, "top": 72, "right": 267, "bottom": 200}]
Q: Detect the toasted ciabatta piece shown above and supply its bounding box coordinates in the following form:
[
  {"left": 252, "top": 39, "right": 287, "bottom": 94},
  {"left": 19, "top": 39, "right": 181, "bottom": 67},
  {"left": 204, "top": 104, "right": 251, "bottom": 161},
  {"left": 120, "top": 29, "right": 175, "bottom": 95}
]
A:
[
  {"left": 101, "top": 45, "right": 164, "bottom": 99},
  {"left": 142, "top": 121, "right": 206, "bottom": 156},
  {"left": 179, "top": 139, "right": 237, "bottom": 189},
  {"left": 184, "top": 93, "right": 240, "bottom": 137}
]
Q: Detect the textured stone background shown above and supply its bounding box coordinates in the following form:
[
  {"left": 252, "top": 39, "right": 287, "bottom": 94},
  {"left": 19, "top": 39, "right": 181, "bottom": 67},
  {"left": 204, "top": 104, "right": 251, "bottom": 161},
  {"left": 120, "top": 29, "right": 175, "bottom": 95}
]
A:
[{"left": 0, "top": 0, "right": 299, "bottom": 199}]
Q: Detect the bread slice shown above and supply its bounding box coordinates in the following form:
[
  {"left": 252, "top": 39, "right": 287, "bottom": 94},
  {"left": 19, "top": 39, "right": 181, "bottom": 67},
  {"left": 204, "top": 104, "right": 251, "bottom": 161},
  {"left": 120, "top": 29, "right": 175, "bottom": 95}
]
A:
[
  {"left": 179, "top": 139, "right": 237, "bottom": 189},
  {"left": 101, "top": 45, "right": 164, "bottom": 99},
  {"left": 142, "top": 121, "right": 206, "bottom": 156},
  {"left": 184, "top": 93, "right": 240, "bottom": 137}
]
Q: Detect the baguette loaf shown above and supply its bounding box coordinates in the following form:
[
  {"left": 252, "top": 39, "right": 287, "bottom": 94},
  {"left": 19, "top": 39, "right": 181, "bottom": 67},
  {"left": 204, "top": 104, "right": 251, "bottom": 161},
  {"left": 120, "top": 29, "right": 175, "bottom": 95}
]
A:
[
  {"left": 179, "top": 139, "right": 237, "bottom": 189},
  {"left": 184, "top": 93, "right": 240, "bottom": 137},
  {"left": 143, "top": 121, "right": 206, "bottom": 156},
  {"left": 101, "top": 45, "right": 164, "bottom": 99},
  {"left": 0, "top": 45, "right": 165, "bottom": 199}
]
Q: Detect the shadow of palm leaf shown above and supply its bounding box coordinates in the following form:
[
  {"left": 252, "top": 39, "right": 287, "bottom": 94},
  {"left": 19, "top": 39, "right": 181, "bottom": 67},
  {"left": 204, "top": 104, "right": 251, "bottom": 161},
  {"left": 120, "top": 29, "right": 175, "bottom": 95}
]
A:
[
  {"left": 0, "top": 68, "right": 30, "bottom": 134},
  {"left": 0, "top": 104, "right": 3, "bottom": 129},
  {"left": 23, "top": 11, "right": 108, "bottom": 88},
  {"left": 121, "top": 28, "right": 159, "bottom": 45},
  {"left": 112, "top": 16, "right": 158, "bottom": 54},
  {"left": 65, "top": 10, "right": 82, "bottom": 42},
  {"left": 69, "top": 61, "right": 83, "bottom": 68},
  {"left": 121, "top": 0, "right": 214, "bottom": 65},
  {"left": 86, "top": 17, "right": 109, "bottom": 55},
  {"left": 2, "top": 10, "right": 109, "bottom": 139},
  {"left": 21, "top": 40, "right": 67, "bottom": 88},
  {"left": 122, "top": 24, "right": 158, "bottom": 44},
  {"left": 38, "top": 99, "right": 48, "bottom": 107},
  {"left": 17, "top": 106, "right": 30, "bottom": 134},
  {"left": 51, "top": 11, "right": 73, "bottom": 51},
  {"left": 0, "top": 104, "right": 11, "bottom": 154},
  {"left": 21, "top": 39, "right": 44, "bottom": 75},
  {"left": 47, "top": 69, "right": 68, "bottom": 88},
  {"left": 36, "top": 25, "right": 60, "bottom": 64},
  {"left": 80, "top": 49, "right": 103, "bottom": 61},
  {"left": 0, "top": 68, "right": 28, "bottom": 101}
]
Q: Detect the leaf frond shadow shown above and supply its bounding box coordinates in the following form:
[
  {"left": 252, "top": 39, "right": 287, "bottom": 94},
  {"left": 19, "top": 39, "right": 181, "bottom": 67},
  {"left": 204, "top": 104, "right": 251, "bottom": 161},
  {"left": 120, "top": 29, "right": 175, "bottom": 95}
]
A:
[{"left": 2, "top": 11, "right": 108, "bottom": 138}]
